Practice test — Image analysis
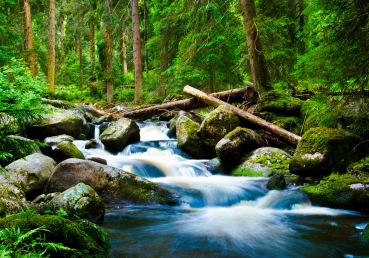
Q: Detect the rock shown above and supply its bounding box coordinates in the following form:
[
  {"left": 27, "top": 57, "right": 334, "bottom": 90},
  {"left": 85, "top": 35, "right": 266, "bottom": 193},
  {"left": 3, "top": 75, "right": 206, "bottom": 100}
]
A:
[
  {"left": 176, "top": 115, "right": 206, "bottom": 158},
  {"left": 86, "top": 156, "right": 107, "bottom": 165},
  {"left": 0, "top": 183, "right": 29, "bottom": 217},
  {"left": 300, "top": 173, "right": 369, "bottom": 211},
  {"left": 364, "top": 224, "right": 369, "bottom": 242},
  {"left": 289, "top": 127, "right": 368, "bottom": 177},
  {"left": 0, "top": 214, "right": 110, "bottom": 257},
  {"left": 99, "top": 118, "right": 140, "bottom": 152},
  {"left": 266, "top": 173, "right": 286, "bottom": 190},
  {"left": 92, "top": 114, "right": 116, "bottom": 124},
  {"left": 44, "top": 183, "right": 105, "bottom": 222},
  {"left": 2, "top": 153, "right": 57, "bottom": 198},
  {"left": 168, "top": 111, "right": 204, "bottom": 138},
  {"left": 44, "top": 134, "right": 74, "bottom": 147},
  {"left": 85, "top": 139, "right": 99, "bottom": 149},
  {"left": 257, "top": 90, "right": 303, "bottom": 116},
  {"left": 215, "top": 127, "right": 266, "bottom": 170},
  {"left": 199, "top": 105, "right": 242, "bottom": 156},
  {"left": 232, "top": 147, "right": 291, "bottom": 177},
  {"left": 52, "top": 140, "right": 85, "bottom": 163},
  {"left": 26, "top": 109, "right": 87, "bottom": 140},
  {"left": 44, "top": 159, "right": 178, "bottom": 205}
]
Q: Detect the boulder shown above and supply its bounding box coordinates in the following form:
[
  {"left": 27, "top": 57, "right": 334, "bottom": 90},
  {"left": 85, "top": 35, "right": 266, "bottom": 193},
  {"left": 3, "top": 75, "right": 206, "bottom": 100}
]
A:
[
  {"left": 289, "top": 127, "right": 368, "bottom": 177},
  {"left": 85, "top": 139, "right": 99, "bottom": 149},
  {"left": 44, "top": 159, "right": 178, "bottom": 205},
  {"left": 266, "top": 173, "right": 286, "bottom": 190},
  {"left": 0, "top": 214, "right": 110, "bottom": 257},
  {"left": 43, "top": 183, "right": 105, "bottom": 222},
  {"left": 176, "top": 115, "right": 206, "bottom": 158},
  {"left": 86, "top": 156, "right": 107, "bottom": 165},
  {"left": 168, "top": 111, "right": 204, "bottom": 138},
  {"left": 199, "top": 105, "right": 242, "bottom": 156},
  {"left": 257, "top": 90, "right": 303, "bottom": 116},
  {"left": 0, "top": 183, "right": 29, "bottom": 217},
  {"left": 2, "top": 153, "right": 56, "bottom": 198},
  {"left": 232, "top": 147, "right": 291, "bottom": 177},
  {"left": 51, "top": 140, "right": 85, "bottom": 163},
  {"left": 92, "top": 114, "right": 116, "bottom": 124},
  {"left": 215, "top": 127, "right": 266, "bottom": 170},
  {"left": 44, "top": 134, "right": 74, "bottom": 147},
  {"left": 26, "top": 109, "right": 87, "bottom": 140},
  {"left": 99, "top": 118, "right": 140, "bottom": 152}
]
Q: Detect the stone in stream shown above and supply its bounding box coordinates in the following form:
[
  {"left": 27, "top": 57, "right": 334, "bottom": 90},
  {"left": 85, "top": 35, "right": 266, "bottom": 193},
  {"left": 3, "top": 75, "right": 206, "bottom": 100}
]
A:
[{"left": 51, "top": 140, "right": 85, "bottom": 163}]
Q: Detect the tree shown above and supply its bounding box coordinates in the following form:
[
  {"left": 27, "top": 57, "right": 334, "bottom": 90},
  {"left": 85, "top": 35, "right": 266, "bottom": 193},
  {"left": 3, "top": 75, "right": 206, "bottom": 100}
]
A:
[
  {"left": 240, "top": 0, "right": 271, "bottom": 92},
  {"left": 23, "top": 0, "right": 37, "bottom": 76},
  {"left": 132, "top": 0, "right": 143, "bottom": 102},
  {"left": 47, "top": 0, "right": 56, "bottom": 97}
]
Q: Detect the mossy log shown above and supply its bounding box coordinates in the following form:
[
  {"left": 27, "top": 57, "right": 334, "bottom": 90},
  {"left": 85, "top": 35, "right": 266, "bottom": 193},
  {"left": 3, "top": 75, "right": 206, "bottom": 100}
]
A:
[
  {"left": 120, "top": 85, "right": 254, "bottom": 120},
  {"left": 183, "top": 85, "right": 302, "bottom": 145}
]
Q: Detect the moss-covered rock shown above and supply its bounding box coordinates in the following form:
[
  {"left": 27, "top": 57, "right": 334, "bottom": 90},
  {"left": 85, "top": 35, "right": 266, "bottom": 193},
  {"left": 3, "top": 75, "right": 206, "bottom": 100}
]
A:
[
  {"left": 176, "top": 115, "right": 206, "bottom": 158},
  {"left": 215, "top": 127, "right": 266, "bottom": 171},
  {"left": 44, "top": 134, "right": 74, "bottom": 147},
  {"left": 0, "top": 183, "right": 29, "bottom": 217},
  {"left": 289, "top": 127, "right": 368, "bottom": 177},
  {"left": 92, "top": 114, "right": 116, "bottom": 124},
  {"left": 2, "top": 153, "right": 57, "bottom": 198},
  {"left": 257, "top": 90, "right": 303, "bottom": 116},
  {"left": 43, "top": 183, "right": 105, "bottom": 222},
  {"left": 0, "top": 213, "right": 110, "bottom": 257},
  {"left": 300, "top": 173, "right": 369, "bottom": 211},
  {"left": 99, "top": 118, "right": 140, "bottom": 152},
  {"left": 199, "top": 105, "right": 242, "bottom": 157},
  {"left": 231, "top": 147, "right": 291, "bottom": 177},
  {"left": 44, "top": 159, "right": 178, "bottom": 205},
  {"left": 52, "top": 141, "right": 85, "bottom": 163},
  {"left": 363, "top": 224, "right": 369, "bottom": 242},
  {"left": 266, "top": 172, "right": 286, "bottom": 190}
]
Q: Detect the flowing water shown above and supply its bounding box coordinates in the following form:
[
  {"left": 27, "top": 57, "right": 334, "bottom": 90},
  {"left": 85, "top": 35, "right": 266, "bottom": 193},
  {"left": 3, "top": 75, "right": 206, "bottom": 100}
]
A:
[{"left": 75, "top": 121, "right": 369, "bottom": 258}]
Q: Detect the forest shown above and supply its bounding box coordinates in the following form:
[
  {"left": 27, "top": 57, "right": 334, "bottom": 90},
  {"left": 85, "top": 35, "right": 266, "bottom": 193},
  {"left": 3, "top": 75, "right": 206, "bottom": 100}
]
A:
[{"left": 1, "top": 0, "right": 369, "bottom": 257}]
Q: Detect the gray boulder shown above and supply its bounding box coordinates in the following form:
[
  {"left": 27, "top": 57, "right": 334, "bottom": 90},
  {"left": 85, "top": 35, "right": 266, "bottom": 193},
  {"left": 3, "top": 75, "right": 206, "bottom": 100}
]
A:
[
  {"left": 51, "top": 140, "right": 85, "bottom": 163},
  {"left": 44, "top": 158, "right": 178, "bottom": 205},
  {"left": 2, "top": 153, "right": 56, "bottom": 198},
  {"left": 44, "top": 183, "right": 105, "bottom": 222},
  {"left": 92, "top": 114, "right": 116, "bottom": 124},
  {"left": 99, "top": 118, "right": 140, "bottom": 152},
  {"left": 26, "top": 109, "right": 87, "bottom": 140},
  {"left": 199, "top": 105, "right": 242, "bottom": 156},
  {"left": 176, "top": 115, "right": 206, "bottom": 158},
  {"left": 44, "top": 134, "right": 74, "bottom": 147},
  {"left": 216, "top": 127, "right": 266, "bottom": 170},
  {"left": 266, "top": 173, "right": 286, "bottom": 190},
  {"left": 0, "top": 183, "right": 29, "bottom": 217},
  {"left": 232, "top": 147, "right": 291, "bottom": 177}
]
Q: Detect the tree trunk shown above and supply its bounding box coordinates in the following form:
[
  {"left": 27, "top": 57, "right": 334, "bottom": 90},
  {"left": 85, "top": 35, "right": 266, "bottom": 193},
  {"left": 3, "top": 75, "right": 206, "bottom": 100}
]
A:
[
  {"left": 23, "top": 0, "right": 37, "bottom": 77},
  {"left": 103, "top": 0, "right": 113, "bottom": 103},
  {"left": 120, "top": 30, "right": 128, "bottom": 75},
  {"left": 77, "top": 15, "right": 83, "bottom": 88},
  {"left": 240, "top": 0, "right": 271, "bottom": 92},
  {"left": 121, "top": 86, "right": 253, "bottom": 120},
  {"left": 47, "top": 0, "right": 56, "bottom": 98},
  {"left": 183, "top": 85, "right": 301, "bottom": 145},
  {"left": 132, "top": 0, "right": 143, "bottom": 102}
]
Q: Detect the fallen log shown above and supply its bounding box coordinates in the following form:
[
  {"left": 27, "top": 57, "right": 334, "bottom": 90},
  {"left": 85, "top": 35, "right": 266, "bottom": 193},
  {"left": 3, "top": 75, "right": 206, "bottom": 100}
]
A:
[
  {"left": 120, "top": 85, "right": 254, "bottom": 120},
  {"left": 183, "top": 85, "right": 302, "bottom": 145}
]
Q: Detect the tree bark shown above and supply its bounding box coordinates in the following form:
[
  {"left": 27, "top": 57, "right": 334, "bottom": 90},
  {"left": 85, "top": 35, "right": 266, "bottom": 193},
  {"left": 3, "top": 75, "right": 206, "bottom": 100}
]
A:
[
  {"left": 120, "top": 30, "right": 128, "bottom": 75},
  {"left": 76, "top": 15, "right": 83, "bottom": 88},
  {"left": 121, "top": 86, "right": 253, "bottom": 120},
  {"left": 47, "top": 0, "right": 56, "bottom": 97},
  {"left": 183, "top": 85, "right": 301, "bottom": 145},
  {"left": 240, "top": 0, "right": 271, "bottom": 92},
  {"left": 103, "top": 0, "right": 113, "bottom": 103},
  {"left": 23, "top": 0, "right": 37, "bottom": 77},
  {"left": 132, "top": 0, "right": 143, "bottom": 102}
]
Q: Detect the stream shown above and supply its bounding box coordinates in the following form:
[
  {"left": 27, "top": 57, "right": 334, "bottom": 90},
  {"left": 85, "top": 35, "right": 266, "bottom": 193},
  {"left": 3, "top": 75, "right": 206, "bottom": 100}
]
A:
[{"left": 75, "top": 121, "right": 369, "bottom": 258}]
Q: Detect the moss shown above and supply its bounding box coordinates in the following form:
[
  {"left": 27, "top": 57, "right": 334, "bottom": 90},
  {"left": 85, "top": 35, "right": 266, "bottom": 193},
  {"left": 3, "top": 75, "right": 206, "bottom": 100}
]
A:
[
  {"left": 0, "top": 213, "right": 110, "bottom": 257},
  {"left": 177, "top": 116, "right": 206, "bottom": 158},
  {"left": 257, "top": 90, "right": 303, "bottom": 116},
  {"left": 300, "top": 173, "right": 369, "bottom": 211},
  {"left": 363, "top": 224, "right": 369, "bottom": 242},
  {"left": 347, "top": 156, "right": 369, "bottom": 176},
  {"left": 232, "top": 165, "right": 265, "bottom": 177}
]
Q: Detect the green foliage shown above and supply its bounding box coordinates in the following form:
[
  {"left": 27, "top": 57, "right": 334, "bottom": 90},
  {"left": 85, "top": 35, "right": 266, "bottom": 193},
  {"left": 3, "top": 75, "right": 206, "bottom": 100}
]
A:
[{"left": 0, "top": 59, "right": 47, "bottom": 166}]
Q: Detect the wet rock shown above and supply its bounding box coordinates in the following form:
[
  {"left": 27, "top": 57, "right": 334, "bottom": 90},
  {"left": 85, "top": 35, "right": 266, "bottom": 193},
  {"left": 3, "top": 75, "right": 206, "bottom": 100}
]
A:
[
  {"left": 44, "top": 134, "right": 74, "bottom": 147},
  {"left": 0, "top": 183, "right": 29, "bottom": 217},
  {"left": 266, "top": 173, "right": 286, "bottom": 190},
  {"left": 289, "top": 127, "right": 368, "bottom": 177},
  {"left": 169, "top": 111, "right": 204, "bottom": 138},
  {"left": 199, "top": 105, "right": 242, "bottom": 156},
  {"left": 44, "top": 158, "right": 178, "bottom": 205},
  {"left": 85, "top": 139, "right": 99, "bottom": 149},
  {"left": 26, "top": 109, "right": 87, "bottom": 140},
  {"left": 232, "top": 147, "right": 291, "bottom": 177},
  {"left": 52, "top": 140, "right": 85, "bottom": 163},
  {"left": 216, "top": 127, "right": 266, "bottom": 171},
  {"left": 99, "top": 118, "right": 140, "bottom": 152},
  {"left": 86, "top": 156, "right": 107, "bottom": 165},
  {"left": 44, "top": 183, "right": 105, "bottom": 222},
  {"left": 1, "top": 153, "right": 56, "bottom": 198},
  {"left": 92, "top": 114, "right": 116, "bottom": 124},
  {"left": 0, "top": 214, "right": 110, "bottom": 257},
  {"left": 176, "top": 115, "right": 206, "bottom": 158}
]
